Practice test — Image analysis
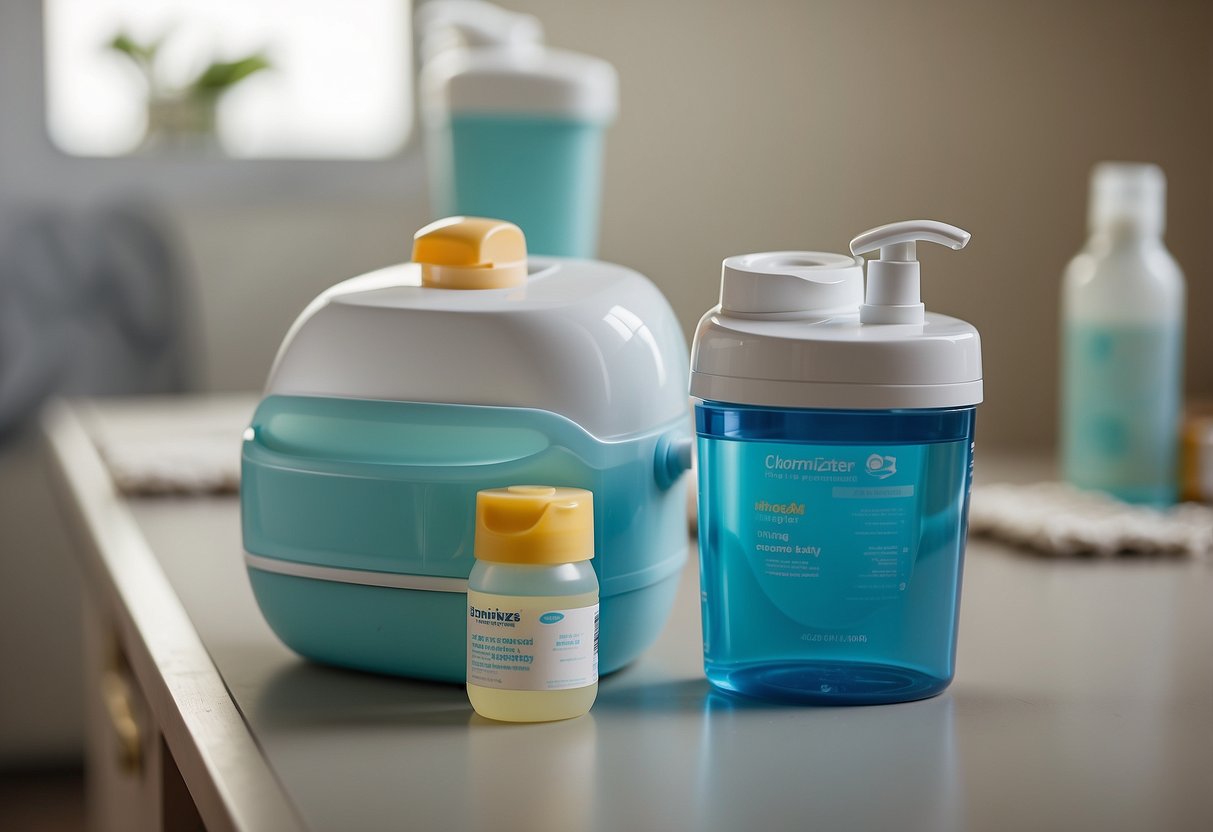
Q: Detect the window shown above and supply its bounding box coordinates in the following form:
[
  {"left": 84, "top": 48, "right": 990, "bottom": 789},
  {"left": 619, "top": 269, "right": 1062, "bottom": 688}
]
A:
[{"left": 44, "top": 0, "right": 412, "bottom": 159}]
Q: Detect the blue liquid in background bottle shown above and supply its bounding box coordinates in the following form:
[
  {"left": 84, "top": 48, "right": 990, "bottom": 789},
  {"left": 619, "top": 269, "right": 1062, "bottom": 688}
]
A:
[{"left": 1062, "top": 323, "right": 1183, "bottom": 505}]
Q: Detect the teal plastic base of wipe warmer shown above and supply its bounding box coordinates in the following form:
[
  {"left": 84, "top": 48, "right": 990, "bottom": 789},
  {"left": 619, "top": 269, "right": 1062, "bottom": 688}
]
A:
[
  {"left": 241, "top": 395, "right": 690, "bottom": 682},
  {"left": 246, "top": 565, "right": 682, "bottom": 682}
]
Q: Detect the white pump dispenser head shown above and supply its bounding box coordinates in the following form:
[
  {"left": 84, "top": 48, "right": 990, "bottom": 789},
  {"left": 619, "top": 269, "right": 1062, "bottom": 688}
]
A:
[
  {"left": 691, "top": 221, "right": 983, "bottom": 410},
  {"left": 415, "top": 0, "right": 544, "bottom": 64},
  {"left": 850, "top": 220, "right": 971, "bottom": 325}
]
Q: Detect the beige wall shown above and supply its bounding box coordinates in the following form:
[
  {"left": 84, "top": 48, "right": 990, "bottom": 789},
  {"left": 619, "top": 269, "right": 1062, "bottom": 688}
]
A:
[
  {"left": 177, "top": 199, "right": 429, "bottom": 392},
  {"left": 149, "top": 0, "right": 1213, "bottom": 449},
  {"left": 514, "top": 0, "right": 1213, "bottom": 449}
]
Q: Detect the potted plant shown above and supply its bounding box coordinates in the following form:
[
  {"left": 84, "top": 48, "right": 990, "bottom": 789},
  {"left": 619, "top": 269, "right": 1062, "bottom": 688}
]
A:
[{"left": 109, "top": 31, "right": 271, "bottom": 153}]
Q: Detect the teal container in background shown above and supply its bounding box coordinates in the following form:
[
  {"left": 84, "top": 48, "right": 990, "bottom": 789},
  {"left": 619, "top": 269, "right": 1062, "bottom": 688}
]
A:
[
  {"left": 437, "top": 114, "right": 605, "bottom": 257},
  {"left": 418, "top": 1, "right": 619, "bottom": 257}
]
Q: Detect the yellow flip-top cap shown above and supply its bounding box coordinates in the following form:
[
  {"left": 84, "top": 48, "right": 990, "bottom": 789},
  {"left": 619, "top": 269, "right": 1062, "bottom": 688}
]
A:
[
  {"left": 474, "top": 486, "right": 595, "bottom": 565},
  {"left": 412, "top": 216, "right": 527, "bottom": 289}
]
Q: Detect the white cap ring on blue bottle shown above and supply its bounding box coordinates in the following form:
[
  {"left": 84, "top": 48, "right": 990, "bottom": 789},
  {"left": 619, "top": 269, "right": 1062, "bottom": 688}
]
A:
[{"left": 689, "top": 220, "right": 983, "bottom": 411}]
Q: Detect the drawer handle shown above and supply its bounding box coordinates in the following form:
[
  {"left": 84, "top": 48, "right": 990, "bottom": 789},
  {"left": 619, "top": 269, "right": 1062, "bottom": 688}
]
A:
[{"left": 101, "top": 668, "right": 143, "bottom": 776}]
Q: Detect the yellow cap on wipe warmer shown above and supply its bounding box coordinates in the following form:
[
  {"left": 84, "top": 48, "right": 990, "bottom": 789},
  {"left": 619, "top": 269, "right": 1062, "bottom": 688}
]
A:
[
  {"left": 412, "top": 216, "right": 527, "bottom": 289},
  {"left": 474, "top": 485, "right": 594, "bottom": 564}
]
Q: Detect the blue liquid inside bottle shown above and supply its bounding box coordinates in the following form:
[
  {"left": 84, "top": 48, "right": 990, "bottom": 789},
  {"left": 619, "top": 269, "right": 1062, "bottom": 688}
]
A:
[{"left": 695, "top": 402, "right": 976, "bottom": 705}]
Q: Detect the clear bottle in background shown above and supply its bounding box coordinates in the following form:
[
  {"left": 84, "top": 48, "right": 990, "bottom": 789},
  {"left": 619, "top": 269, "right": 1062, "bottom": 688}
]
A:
[
  {"left": 1061, "top": 163, "right": 1186, "bottom": 505},
  {"left": 467, "top": 486, "right": 599, "bottom": 722}
]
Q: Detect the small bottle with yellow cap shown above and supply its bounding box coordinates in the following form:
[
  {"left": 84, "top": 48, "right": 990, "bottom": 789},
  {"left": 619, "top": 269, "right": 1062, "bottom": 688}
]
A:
[{"left": 467, "top": 485, "right": 599, "bottom": 722}]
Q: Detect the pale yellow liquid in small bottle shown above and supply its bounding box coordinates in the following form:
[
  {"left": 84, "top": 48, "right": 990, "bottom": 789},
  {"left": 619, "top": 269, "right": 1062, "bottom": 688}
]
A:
[{"left": 467, "top": 587, "right": 598, "bottom": 723}]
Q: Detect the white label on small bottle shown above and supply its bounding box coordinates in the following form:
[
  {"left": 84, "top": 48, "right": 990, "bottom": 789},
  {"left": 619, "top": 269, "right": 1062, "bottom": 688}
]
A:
[{"left": 467, "top": 591, "right": 599, "bottom": 691}]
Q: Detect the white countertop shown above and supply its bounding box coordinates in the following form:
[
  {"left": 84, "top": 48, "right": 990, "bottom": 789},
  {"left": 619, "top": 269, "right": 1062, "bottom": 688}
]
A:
[{"left": 45, "top": 397, "right": 1213, "bottom": 832}]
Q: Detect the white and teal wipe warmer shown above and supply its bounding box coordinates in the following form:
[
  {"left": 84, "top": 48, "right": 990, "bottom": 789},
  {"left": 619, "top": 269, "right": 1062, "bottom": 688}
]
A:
[{"left": 241, "top": 217, "right": 692, "bottom": 681}]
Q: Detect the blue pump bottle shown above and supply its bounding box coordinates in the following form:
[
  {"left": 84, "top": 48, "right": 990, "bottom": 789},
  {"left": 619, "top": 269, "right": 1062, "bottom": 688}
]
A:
[{"left": 689, "top": 221, "right": 983, "bottom": 705}]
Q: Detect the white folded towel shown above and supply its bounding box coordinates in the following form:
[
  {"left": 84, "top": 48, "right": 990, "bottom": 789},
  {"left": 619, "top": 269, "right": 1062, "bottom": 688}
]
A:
[
  {"left": 90, "top": 396, "right": 250, "bottom": 496},
  {"left": 969, "top": 482, "right": 1213, "bottom": 558},
  {"left": 101, "top": 431, "right": 241, "bottom": 495}
]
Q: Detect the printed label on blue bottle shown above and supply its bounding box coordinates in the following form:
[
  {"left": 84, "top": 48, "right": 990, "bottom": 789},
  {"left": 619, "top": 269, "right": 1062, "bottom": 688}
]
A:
[{"left": 734, "top": 441, "right": 926, "bottom": 627}]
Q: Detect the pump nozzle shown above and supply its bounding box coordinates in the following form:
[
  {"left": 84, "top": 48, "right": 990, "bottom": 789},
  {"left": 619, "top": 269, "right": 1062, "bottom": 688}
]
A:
[
  {"left": 416, "top": 0, "right": 544, "bottom": 64},
  {"left": 849, "top": 220, "right": 970, "bottom": 325}
]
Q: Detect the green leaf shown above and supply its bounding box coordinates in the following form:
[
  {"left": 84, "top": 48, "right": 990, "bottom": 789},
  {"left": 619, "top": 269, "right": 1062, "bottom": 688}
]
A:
[
  {"left": 107, "top": 31, "right": 159, "bottom": 66},
  {"left": 190, "top": 54, "right": 272, "bottom": 94}
]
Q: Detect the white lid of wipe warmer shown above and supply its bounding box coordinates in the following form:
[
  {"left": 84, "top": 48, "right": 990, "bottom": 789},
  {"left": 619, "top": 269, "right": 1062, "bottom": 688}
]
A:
[
  {"left": 417, "top": 1, "right": 617, "bottom": 123},
  {"left": 266, "top": 219, "right": 686, "bottom": 440},
  {"left": 689, "top": 221, "right": 983, "bottom": 410}
]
